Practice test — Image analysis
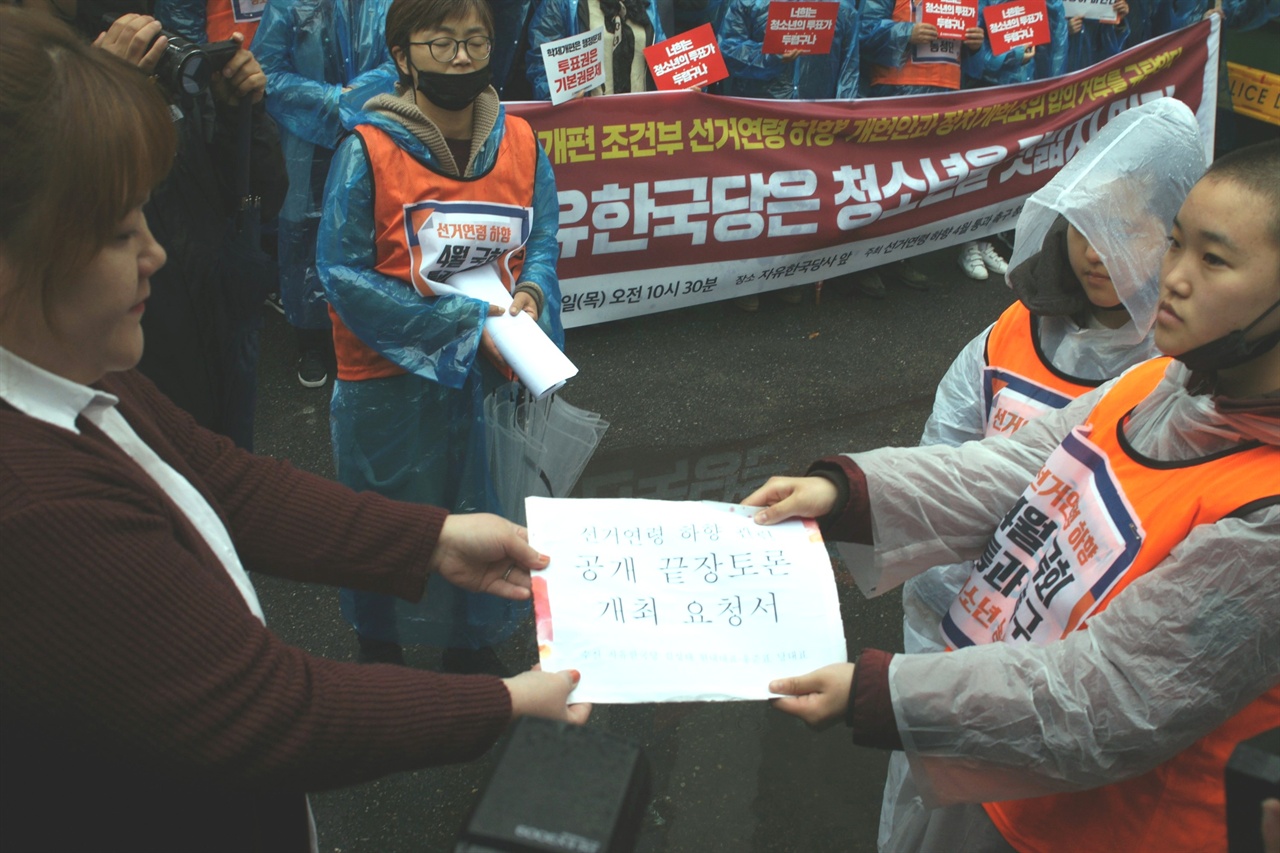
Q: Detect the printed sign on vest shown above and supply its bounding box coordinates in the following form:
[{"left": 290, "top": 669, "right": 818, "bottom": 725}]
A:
[
  {"left": 644, "top": 24, "right": 730, "bottom": 91},
  {"left": 942, "top": 428, "right": 1145, "bottom": 648},
  {"left": 404, "top": 200, "right": 532, "bottom": 295},
  {"left": 232, "top": 0, "right": 265, "bottom": 22},
  {"left": 762, "top": 2, "right": 840, "bottom": 55},
  {"left": 539, "top": 27, "right": 607, "bottom": 104},
  {"left": 982, "top": 0, "right": 1051, "bottom": 55},
  {"left": 921, "top": 0, "right": 979, "bottom": 39},
  {"left": 982, "top": 367, "right": 1076, "bottom": 437}
]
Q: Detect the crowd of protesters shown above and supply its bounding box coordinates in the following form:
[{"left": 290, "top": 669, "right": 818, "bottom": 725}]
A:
[{"left": 1, "top": 0, "right": 1277, "bottom": 849}]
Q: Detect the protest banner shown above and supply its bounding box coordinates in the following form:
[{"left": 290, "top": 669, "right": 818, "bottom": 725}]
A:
[
  {"left": 643, "top": 24, "right": 729, "bottom": 91},
  {"left": 1062, "top": 0, "right": 1119, "bottom": 21},
  {"left": 762, "top": 1, "right": 839, "bottom": 54},
  {"left": 982, "top": 0, "right": 1051, "bottom": 54},
  {"left": 538, "top": 27, "right": 606, "bottom": 104},
  {"left": 921, "top": 0, "right": 980, "bottom": 39},
  {"left": 508, "top": 20, "right": 1218, "bottom": 328}
]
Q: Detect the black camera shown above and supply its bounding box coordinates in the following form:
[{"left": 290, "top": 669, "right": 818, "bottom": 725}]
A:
[{"left": 99, "top": 14, "right": 239, "bottom": 96}]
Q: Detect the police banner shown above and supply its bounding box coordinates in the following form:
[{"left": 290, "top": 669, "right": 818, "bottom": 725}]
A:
[{"left": 509, "top": 20, "right": 1218, "bottom": 328}]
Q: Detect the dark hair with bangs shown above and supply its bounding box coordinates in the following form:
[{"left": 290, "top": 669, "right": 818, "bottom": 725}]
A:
[
  {"left": 0, "top": 9, "right": 176, "bottom": 315},
  {"left": 385, "top": 0, "right": 494, "bottom": 88}
]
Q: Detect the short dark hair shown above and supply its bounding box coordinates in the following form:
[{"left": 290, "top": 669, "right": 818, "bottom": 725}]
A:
[
  {"left": 0, "top": 9, "right": 175, "bottom": 315},
  {"left": 385, "top": 0, "right": 494, "bottom": 87},
  {"left": 1202, "top": 140, "right": 1280, "bottom": 244}
]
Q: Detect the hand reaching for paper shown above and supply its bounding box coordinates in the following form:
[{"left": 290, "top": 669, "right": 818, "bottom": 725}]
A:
[
  {"left": 742, "top": 475, "right": 838, "bottom": 525},
  {"left": 769, "top": 663, "right": 855, "bottom": 729},
  {"left": 428, "top": 513, "right": 550, "bottom": 599},
  {"left": 504, "top": 667, "right": 592, "bottom": 725}
]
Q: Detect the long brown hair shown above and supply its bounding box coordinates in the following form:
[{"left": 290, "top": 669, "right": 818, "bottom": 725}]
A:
[{"left": 0, "top": 9, "right": 176, "bottom": 314}]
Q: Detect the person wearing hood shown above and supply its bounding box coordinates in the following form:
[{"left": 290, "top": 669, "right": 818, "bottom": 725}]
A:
[
  {"left": 875, "top": 98, "right": 1207, "bottom": 852},
  {"left": 316, "top": 0, "right": 564, "bottom": 672},
  {"left": 744, "top": 132, "right": 1279, "bottom": 852},
  {"left": 253, "top": 0, "right": 398, "bottom": 388},
  {"left": 525, "top": 0, "right": 667, "bottom": 98}
]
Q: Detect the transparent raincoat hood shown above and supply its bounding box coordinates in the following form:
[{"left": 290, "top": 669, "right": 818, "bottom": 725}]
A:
[{"left": 1006, "top": 98, "right": 1207, "bottom": 348}]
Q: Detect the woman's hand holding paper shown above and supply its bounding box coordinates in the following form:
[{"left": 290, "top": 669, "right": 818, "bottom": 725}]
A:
[
  {"left": 743, "top": 476, "right": 838, "bottom": 526},
  {"left": 768, "top": 663, "right": 855, "bottom": 730}
]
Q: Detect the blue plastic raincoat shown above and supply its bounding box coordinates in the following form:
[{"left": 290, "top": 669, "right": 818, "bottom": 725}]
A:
[
  {"left": 491, "top": 0, "right": 539, "bottom": 97},
  {"left": 1065, "top": 17, "right": 1129, "bottom": 72},
  {"left": 317, "top": 101, "right": 564, "bottom": 648},
  {"left": 719, "top": 0, "right": 861, "bottom": 99},
  {"left": 253, "top": 0, "right": 397, "bottom": 330},
  {"left": 963, "top": 0, "right": 1038, "bottom": 86},
  {"left": 858, "top": 0, "right": 964, "bottom": 96},
  {"left": 525, "top": 0, "right": 668, "bottom": 99}
]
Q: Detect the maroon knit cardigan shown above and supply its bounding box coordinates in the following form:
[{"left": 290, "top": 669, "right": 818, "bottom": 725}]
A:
[{"left": 0, "top": 370, "right": 512, "bottom": 851}]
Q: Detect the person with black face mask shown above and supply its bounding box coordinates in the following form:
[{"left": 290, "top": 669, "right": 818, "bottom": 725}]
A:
[
  {"left": 315, "top": 0, "right": 566, "bottom": 674},
  {"left": 741, "top": 138, "right": 1280, "bottom": 853}
]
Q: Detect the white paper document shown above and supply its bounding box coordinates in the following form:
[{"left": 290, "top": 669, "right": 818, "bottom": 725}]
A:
[
  {"left": 526, "top": 497, "right": 848, "bottom": 703},
  {"left": 417, "top": 262, "right": 578, "bottom": 398}
]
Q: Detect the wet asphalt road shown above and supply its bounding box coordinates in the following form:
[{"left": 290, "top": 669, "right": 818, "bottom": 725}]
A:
[{"left": 250, "top": 246, "right": 1015, "bottom": 852}]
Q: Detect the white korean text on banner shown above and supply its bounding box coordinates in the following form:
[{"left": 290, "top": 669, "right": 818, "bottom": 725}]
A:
[{"left": 507, "top": 21, "right": 1217, "bottom": 328}]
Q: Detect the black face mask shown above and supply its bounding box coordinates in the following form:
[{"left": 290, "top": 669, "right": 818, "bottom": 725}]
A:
[
  {"left": 1175, "top": 295, "right": 1280, "bottom": 373},
  {"left": 412, "top": 64, "right": 491, "bottom": 112}
]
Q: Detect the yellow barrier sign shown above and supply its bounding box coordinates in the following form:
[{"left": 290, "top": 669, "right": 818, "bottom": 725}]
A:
[{"left": 1226, "top": 62, "right": 1280, "bottom": 126}]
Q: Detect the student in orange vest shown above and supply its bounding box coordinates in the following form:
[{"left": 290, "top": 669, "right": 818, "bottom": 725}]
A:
[
  {"left": 883, "top": 97, "right": 1206, "bottom": 851},
  {"left": 854, "top": 0, "right": 991, "bottom": 297},
  {"left": 316, "top": 0, "right": 564, "bottom": 671},
  {"left": 745, "top": 135, "right": 1280, "bottom": 852}
]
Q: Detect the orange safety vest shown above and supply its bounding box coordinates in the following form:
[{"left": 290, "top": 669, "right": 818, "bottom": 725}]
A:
[
  {"left": 331, "top": 119, "right": 538, "bottom": 382},
  {"left": 982, "top": 301, "right": 1104, "bottom": 437},
  {"left": 943, "top": 358, "right": 1280, "bottom": 852},
  {"left": 869, "top": 0, "right": 963, "bottom": 90},
  {"left": 204, "top": 0, "right": 261, "bottom": 45}
]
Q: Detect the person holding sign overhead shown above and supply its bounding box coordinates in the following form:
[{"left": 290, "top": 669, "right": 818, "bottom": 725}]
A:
[
  {"left": 745, "top": 138, "right": 1280, "bottom": 853},
  {"left": 526, "top": 0, "right": 668, "bottom": 97},
  {"left": 316, "top": 0, "right": 565, "bottom": 671}
]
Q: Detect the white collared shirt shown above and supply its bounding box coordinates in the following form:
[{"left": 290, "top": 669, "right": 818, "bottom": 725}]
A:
[{"left": 0, "top": 347, "right": 265, "bottom": 622}]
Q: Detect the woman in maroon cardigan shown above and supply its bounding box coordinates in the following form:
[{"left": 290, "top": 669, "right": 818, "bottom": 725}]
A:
[{"left": 0, "top": 11, "right": 587, "bottom": 851}]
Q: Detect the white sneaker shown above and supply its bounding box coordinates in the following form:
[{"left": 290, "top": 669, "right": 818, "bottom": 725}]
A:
[
  {"left": 977, "top": 241, "right": 1009, "bottom": 274},
  {"left": 959, "top": 243, "right": 988, "bottom": 280}
]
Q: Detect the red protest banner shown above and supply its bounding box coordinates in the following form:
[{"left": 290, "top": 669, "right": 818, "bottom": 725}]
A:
[
  {"left": 510, "top": 22, "right": 1216, "bottom": 327},
  {"left": 921, "top": 0, "right": 979, "bottom": 39},
  {"left": 643, "top": 24, "right": 729, "bottom": 91},
  {"left": 982, "top": 0, "right": 1051, "bottom": 54},
  {"left": 762, "top": 2, "right": 839, "bottom": 55}
]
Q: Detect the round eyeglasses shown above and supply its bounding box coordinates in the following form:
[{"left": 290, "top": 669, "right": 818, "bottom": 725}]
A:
[{"left": 409, "top": 36, "right": 494, "bottom": 63}]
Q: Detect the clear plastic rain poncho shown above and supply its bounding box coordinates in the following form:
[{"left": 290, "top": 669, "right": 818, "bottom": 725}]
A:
[
  {"left": 317, "top": 106, "right": 564, "bottom": 649},
  {"left": 845, "top": 359, "right": 1280, "bottom": 850},
  {"left": 253, "top": 0, "right": 397, "bottom": 330},
  {"left": 879, "top": 98, "right": 1213, "bottom": 851},
  {"left": 718, "top": 0, "right": 861, "bottom": 99}
]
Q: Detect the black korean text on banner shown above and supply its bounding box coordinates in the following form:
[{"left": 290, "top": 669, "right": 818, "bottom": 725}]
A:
[{"left": 507, "top": 22, "right": 1217, "bottom": 327}]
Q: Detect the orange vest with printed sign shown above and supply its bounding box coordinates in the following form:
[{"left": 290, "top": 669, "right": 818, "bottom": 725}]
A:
[
  {"left": 205, "top": 0, "right": 259, "bottom": 45},
  {"left": 869, "top": 0, "right": 962, "bottom": 90},
  {"left": 980, "top": 358, "right": 1280, "bottom": 853},
  {"left": 331, "top": 119, "right": 537, "bottom": 381},
  {"left": 982, "top": 302, "right": 1103, "bottom": 437}
]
